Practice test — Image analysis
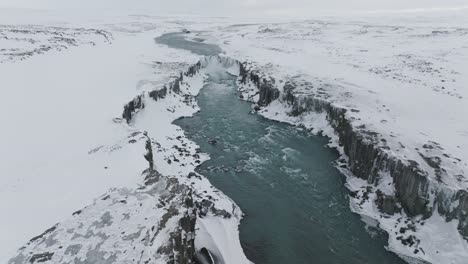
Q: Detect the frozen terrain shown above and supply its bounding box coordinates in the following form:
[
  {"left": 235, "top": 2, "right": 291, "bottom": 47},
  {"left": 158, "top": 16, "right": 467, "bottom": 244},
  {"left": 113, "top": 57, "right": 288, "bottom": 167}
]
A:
[
  {"left": 1, "top": 8, "right": 468, "bottom": 264},
  {"left": 0, "top": 12, "right": 249, "bottom": 264},
  {"left": 201, "top": 13, "right": 468, "bottom": 264}
]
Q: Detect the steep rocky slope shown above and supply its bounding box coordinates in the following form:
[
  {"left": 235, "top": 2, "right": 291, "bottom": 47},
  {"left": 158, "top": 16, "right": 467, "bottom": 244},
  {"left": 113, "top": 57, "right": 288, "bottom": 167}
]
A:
[
  {"left": 119, "top": 53, "right": 468, "bottom": 262},
  {"left": 236, "top": 59, "right": 468, "bottom": 263},
  {"left": 8, "top": 56, "right": 250, "bottom": 264}
]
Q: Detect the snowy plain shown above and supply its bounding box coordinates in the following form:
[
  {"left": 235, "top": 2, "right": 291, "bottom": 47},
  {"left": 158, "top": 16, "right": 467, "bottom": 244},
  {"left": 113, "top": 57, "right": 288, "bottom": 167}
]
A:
[
  {"left": 0, "top": 21, "right": 154, "bottom": 263},
  {"left": 1, "top": 8, "right": 468, "bottom": 264},
  {"left": 208, "top": 12, "right": 468, "bottom": 264},
  {"left": 1, "top": 10, "right": 253, "bottom": 263},
  {"left": 0, "top": 11, "right": 196, "bottom": 262}
]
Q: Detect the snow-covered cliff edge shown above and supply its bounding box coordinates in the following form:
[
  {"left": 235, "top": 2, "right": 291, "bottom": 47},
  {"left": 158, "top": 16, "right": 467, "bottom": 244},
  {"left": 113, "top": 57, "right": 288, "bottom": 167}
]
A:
[
  {"left": 235, "top": 59, "right": 468, "bottom": 264},
  {"left": 8, "top": 55, "right": 251, "bottom": 264}
]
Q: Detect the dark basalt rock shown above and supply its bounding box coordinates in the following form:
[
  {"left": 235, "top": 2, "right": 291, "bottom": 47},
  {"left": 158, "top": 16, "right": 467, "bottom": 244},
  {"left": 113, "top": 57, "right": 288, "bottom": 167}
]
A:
[
  {"left": 238, "top": 60, "right": 468, "bottom": 239},
  {"left": 186, "top": 61, "right": 202, "bottom": 77},
  {"left": 121, "top": 61, "right": 205, "bottom": 124},
  {"left": 376, "top": 190, "right": 400, "bottom": 215},
  {"left": 144, "top": 169, "right": 161, "bottom": 186},
  {"left": 455, "top": 191, "right": 468, "bottom": 238},
  {"left": 29, "top": 252, "right": 54, "bottom": 263},
  {"left": 258, "top": 80, "right": 280, "bottom": 106},
  {"left": 122, "top": 95, "right": 144, "bottom": 123},
  {"left": 188, "top": 172, "right": 201, "bottom": 180},
  {"left": 10, "top": 144, "right": 201, "bottom": 264},
  {"left": 283, "top": 82, "right": 432, "bottom": 217},
  {"left": 29, "top": 226, "right": 57, "bottom": 244},
  {"left": 149, "top": 86, "right": 167, "bottom": 101},
  {"left": 441, "top": 190, "right": 468, "bottom": 238},
  {"left": 72, "top": 210, "right": 82, "bottom": 216},
  {"left": 194, "top": 248, "right": 215, "bottom": 264},
  {"left": 239, "top": 66, "right": 280, "bottom": 106},
  {"left": 283, "top": 82, "right": 296, "bottom": 106},
  {"left": 158, "top": 187, "right": 197, "bottom": 264},
  {"left": 115, "top": 56, "right": 468, "bottom": 262},
  {"left": 144, "top": 135, "right": 154, "bottom": 170},
  {"left": 198, "top": 199, "right": 232, "bottom": 219}
]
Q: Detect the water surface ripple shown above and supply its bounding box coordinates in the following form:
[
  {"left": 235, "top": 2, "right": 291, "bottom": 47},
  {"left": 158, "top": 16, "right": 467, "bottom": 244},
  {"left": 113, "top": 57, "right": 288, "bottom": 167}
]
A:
[
  {"left": 175, "top": 74, "right": 406, "bottom": 264},
  {"left": 158, "top": 31, "right": 406, "bottom": 264}
]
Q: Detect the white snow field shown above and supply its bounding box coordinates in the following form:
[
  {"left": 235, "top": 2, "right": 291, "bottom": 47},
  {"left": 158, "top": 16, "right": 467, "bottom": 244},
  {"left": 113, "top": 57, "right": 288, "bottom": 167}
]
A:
[
  {"left": 207, "top": 13, "right": 468, "bottom": 264},
  {"left": 210, "top": 14, "right": 468, "bottom": 263},
  {"left": 0, "top": 12, "right": 250, "bottom": 264},
  {"left": 1, "top": 8, "right": 468, "bottom": 264}
]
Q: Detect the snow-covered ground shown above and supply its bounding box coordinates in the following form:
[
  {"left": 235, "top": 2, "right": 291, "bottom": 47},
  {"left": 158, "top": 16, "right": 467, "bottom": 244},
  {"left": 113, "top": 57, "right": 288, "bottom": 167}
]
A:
[
  {"left": 0, "top": 11, "right": 247, "bottom": 263},
  {"left": 204, "top": 14, "right": 468, "bottom": 178},
  {"left": 0, "top": 20, "right": 156, "bottom": 262},
  {"left": 1, "top": 8, "right": 468, "bottom": 264},
  {"left": 198, "top": 12, "right": 468, "bottom": 264}
]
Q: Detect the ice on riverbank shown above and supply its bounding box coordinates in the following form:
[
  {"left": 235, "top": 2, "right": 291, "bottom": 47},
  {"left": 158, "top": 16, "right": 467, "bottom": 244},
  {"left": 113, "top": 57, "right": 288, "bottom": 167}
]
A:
[
  {"left": 2, "top": 8, "right": 468, "bottom": 264},
  {"left": 224, "top": 15, "right": 468, "bottom": 263}
]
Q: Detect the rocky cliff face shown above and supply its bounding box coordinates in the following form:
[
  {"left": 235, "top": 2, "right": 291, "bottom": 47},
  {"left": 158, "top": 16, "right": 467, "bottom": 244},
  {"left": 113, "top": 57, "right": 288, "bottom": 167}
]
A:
[
  {"left": 8, "top": 169, "right": 198, "bottom": 264},
  {"left": 285, "top": 96, "right": 432, "bottom": 217},
  {"left": 13, "top": 54, "right": 465, "bottom": 263},
  {"left": 237, "top": 60, "right": 468, "bottom": 243},
  {"left": 122, "top": 61, "right": 204, "bottom": 124},
  {"left": 9, "top": 57, "right": 247, "bottom": 264},
  {"left": 238, "top": 63, "right": 279, "bottom": 107}
]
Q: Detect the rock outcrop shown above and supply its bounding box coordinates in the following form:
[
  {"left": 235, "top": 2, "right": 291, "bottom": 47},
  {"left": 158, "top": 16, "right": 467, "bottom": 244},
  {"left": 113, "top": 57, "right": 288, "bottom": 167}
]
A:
[
  {"left": 18, "top": 54, "right": 465, "bottom": 263},
  {"left": 8, "top": 170, "right": 198, "bottom": 264},
  {"left": 121, "top": 61, "right": 205, "bottom": 124},
  {"left": 237, "top": 60, "right": 468, "bottom": 242}
]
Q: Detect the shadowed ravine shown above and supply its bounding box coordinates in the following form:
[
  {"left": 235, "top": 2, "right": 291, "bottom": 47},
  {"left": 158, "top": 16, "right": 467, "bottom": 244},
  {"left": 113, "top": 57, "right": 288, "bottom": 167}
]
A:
[
  {"left": 158, "top": 32, "right": 407, "bottom": 263},
  {"left": 174, "top": 71, "right": 406, "bottom": 264}
]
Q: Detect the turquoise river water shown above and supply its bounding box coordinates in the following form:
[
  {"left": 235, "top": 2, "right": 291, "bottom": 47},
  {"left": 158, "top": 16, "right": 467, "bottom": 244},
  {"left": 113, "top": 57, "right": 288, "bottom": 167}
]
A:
[
  {"left": 158, "top": 32, "right": 407, "bottom": 264},
  {"left": 174, "top": 73, "right": 406, "bottom": 264}
]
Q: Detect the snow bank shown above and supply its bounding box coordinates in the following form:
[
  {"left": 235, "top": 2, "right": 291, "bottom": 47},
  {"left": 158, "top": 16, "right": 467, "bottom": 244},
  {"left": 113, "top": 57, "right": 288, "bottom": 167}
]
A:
[
  {"left": 0, "top": 12, "right": 203, "bottom": 262},
  {"left": 231, "top": 26, "right": 468, "bottom": 262},
  {"left": 3, "top": 9, "right": 468, "bottom": 264},
  {"left": 129, "top": 55, "right": 251, "bottom": 264}
]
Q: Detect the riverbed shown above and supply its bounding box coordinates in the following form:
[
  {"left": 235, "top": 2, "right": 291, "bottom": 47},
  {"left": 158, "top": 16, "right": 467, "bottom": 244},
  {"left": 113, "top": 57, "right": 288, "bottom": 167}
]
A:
[{"left": 161, "top": 32, "right": 407, "bottom": 264}]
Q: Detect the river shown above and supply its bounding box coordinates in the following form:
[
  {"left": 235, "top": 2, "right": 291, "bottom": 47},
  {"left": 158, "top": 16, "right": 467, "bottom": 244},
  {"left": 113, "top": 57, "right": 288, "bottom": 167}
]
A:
[{"left": 160, "top": 32, "right": 407, "bottom": 264}]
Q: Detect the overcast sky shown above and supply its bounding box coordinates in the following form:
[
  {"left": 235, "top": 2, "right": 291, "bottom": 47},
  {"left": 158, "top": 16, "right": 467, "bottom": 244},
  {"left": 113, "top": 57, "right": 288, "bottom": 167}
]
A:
[{"left": 1, "top": 0, "right": 468, "bottom": 16}]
